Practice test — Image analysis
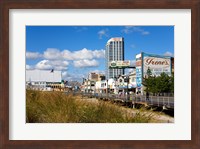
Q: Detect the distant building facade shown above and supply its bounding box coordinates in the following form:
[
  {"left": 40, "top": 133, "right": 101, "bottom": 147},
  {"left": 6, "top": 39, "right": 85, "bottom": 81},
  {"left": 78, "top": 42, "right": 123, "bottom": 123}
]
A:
[
  {"left": 82, "top": 79, "right": 96, "bottom": 93},
  {"left": 105, "top": 37, "right": 124, "bottom": 79},
  {"left": 88, "top": 72, "right": 105, "bottom": 81},
  {"left": 82, "top": 72, "right": 106, "bottom": 93},
  {"left": 26, "top": 69, "right": 62, "bottom": 90}
]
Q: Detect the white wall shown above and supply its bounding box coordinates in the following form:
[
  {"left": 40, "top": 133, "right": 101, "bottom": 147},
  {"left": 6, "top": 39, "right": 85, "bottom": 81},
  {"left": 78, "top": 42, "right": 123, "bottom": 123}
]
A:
[{"left": 26, "top": 70, "right": 61, "bottom": 82}]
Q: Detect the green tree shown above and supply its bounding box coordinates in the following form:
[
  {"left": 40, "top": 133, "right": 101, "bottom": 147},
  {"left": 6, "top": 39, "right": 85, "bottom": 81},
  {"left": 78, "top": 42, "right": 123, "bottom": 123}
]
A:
[
  {"left": 143, "top": 70, "right": 174, "bottom": 96},
  {"left": 159, "top": 73, "right": 170, "bottom": 95},
  {"left": 169, "top": 73, "right": 174, "bottom": 93},
  {"left": 146, "top": 67, "right": 152, "bottom": 76},
  {"left": 150, "top": 76, "right": 158, "bottom": 95},
  {"left": 142, "top": 67, "right": 153, "bottom": 93}
]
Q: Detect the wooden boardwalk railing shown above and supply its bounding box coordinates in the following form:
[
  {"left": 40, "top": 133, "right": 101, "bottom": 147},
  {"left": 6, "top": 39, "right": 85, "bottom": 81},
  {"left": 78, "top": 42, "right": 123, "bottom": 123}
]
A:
[{"left": 71, "top": 92, "right": 174, "bottom": 109}]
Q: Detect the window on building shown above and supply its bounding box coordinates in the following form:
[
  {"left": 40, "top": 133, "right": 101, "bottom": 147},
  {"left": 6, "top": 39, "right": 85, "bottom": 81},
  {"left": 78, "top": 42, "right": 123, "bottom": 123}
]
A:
[{"left": 132, "top": 78, "right": 136, "bottom": 82}]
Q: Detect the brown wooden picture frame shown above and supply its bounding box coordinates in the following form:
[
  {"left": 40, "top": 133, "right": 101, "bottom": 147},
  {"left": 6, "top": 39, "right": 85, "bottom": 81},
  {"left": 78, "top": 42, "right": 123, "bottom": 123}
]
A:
[{"left": 0, "top": 0, "right": 200, "bottom": 149}]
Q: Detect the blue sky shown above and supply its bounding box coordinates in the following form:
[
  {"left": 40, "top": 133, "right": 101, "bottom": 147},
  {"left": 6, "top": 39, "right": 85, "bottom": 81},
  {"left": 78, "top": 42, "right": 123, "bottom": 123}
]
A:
[{"left": 26, "top": 26, "right": 174, "bottom": 81}]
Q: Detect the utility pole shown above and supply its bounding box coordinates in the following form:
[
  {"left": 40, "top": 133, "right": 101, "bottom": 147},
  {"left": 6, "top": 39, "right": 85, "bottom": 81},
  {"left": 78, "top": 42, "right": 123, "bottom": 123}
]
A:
[
  {"left": 106, "top": 79, "right": 108, "bottom": 98},
  {"left": 87, "top": 79, "right": 88, "bottom": 93},
  {"left": 126, "top": 75, "right": 129, "bottom": 101}
]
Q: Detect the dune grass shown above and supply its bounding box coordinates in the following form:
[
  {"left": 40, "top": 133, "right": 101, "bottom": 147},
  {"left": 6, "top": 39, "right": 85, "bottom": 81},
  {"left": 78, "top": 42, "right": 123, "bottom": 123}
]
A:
[{"left": 26, "top": 90, "right": 153, "bottom": 123}]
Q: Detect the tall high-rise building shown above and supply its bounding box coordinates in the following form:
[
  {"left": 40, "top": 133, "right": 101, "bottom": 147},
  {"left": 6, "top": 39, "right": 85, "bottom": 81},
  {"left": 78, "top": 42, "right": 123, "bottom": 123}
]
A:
[{"left": 105, "top": 37, "right": 124, "bottom": 79}]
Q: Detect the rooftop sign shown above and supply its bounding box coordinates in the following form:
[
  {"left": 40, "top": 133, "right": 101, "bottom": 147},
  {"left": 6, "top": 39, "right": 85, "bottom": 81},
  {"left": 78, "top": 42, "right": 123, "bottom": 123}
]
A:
[{"left": 109, "top": 61, "right": 130, "bottom": 68}]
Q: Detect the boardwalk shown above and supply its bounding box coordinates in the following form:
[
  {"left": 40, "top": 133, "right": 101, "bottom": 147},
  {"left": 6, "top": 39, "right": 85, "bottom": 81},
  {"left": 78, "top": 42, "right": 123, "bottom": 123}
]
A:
[{"left": 80, "top": 93, "right": 174, "bottom": 109}]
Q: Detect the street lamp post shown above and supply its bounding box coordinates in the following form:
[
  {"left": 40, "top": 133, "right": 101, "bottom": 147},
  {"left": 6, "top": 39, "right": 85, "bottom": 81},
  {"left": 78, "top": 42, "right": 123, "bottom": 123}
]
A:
[
  {"left": 126, "top": 75, "right": 129, "bottom": 101},
  {"left": 106, "top": 79, "right": 108, "bottom": 98},
  {"left": 87, "top": 80, "right": 89, "bottom": 93}
]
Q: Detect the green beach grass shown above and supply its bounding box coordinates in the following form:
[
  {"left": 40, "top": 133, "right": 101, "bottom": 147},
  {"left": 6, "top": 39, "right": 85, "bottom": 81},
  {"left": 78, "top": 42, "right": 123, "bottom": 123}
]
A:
[{"left": 26, "top": 90, "right": 153, "bottom": 123}]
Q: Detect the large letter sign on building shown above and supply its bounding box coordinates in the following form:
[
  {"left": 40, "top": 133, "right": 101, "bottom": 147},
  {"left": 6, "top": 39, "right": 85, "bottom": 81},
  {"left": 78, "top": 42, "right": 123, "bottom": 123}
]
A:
[
  {"left": 143, "top": 53, "right": 171, "bottom": 77},
  {"left": 135, "top": 52, "right": 172, "bottom": 94}
]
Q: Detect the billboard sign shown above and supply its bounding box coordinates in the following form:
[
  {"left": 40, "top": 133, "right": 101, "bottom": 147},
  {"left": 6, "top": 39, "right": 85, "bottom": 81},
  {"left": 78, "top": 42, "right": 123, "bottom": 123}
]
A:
[
  {"left": 109, "top": 61, "right": 130, "bottom": 68},
  {"left": 136, "top": 67, "right": 142, "bottom": 87},
  {"left": 136, "top": 60, "right": 142, "bottom": 67},
  {"left": 143, "top": 55, "right": 171, "bottom": 77},
  {"left": 136, "top": 53, "right": 142, "bottom": 88}
]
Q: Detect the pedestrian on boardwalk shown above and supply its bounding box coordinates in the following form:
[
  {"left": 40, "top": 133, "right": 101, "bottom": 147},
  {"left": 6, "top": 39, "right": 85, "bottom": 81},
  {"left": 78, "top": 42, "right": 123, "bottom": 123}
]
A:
[{"left": 146, "top": 92, "right": 149, "bottom": 101}]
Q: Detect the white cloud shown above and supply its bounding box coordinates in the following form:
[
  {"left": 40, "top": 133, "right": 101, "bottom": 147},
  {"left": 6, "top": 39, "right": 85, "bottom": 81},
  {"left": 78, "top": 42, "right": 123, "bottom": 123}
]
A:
[
  {"left": 61, "top": 71, "right": 71, "bottom": 80},
  {"left": 73, "top": 59, "right": 99, "bottom": 68},
  {"left": 35, "top": 59, "right": 69, "bottom": 70},
  {"left": 26, "top": 52, "right": 42, "bottom": 59},
  {"left": 61, "top": 50, "right": 74, "bottom": 60},
  {"left": 51, "top": 60, "right": 69, "bottom": 70},
  {"left": 26, "top": 64, "right": 34, "bottom": 70},
  {"left": 43, "top": 48, "right": 62, "bottom": 60},
  {"left": 122, "top": 26, "right": 150, "bottom": 35},
  {"left": 35, "top": 60, "right": 53, "bottom": 70},
  {"left": 73, "top": 48, "right": 95, "bottom": 59},
  {"left": 163, "top": 51, "right": 173, "bottom": 57},
  {"left": 62, "top": 71, "right": 68, "bottom": 78},
  {"left": 61, "top": 71, "right": 85, "bottom": 82},
  {"left": 62, "top": 48, "right": 105, "bottom": 60},
  {"left": 93, "top": 49, "right": 105, "bottom": 58},
  {"left": 27, "top": 48, "right": 105, "bottom": 61},
  {"left": 98, "top": 29, "right": 109, "bottom": 39},
  {"left": 26, "top": 48, "right": 105, "bottom": 80}
]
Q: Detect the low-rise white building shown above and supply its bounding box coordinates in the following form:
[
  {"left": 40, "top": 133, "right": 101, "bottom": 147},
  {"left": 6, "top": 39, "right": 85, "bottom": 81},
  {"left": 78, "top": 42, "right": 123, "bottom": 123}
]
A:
[
  {"left": 82, "top": 72, "right": 137, "bottom": 95},
  {"left": 128, "top": 70, "right": 137, "bottom": 93},
  {"left": 82, "top": 79, "right": 96, "bottom": 93},
  {"left": 26, "top": 69, "right": 62, "bottom": 90}
]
